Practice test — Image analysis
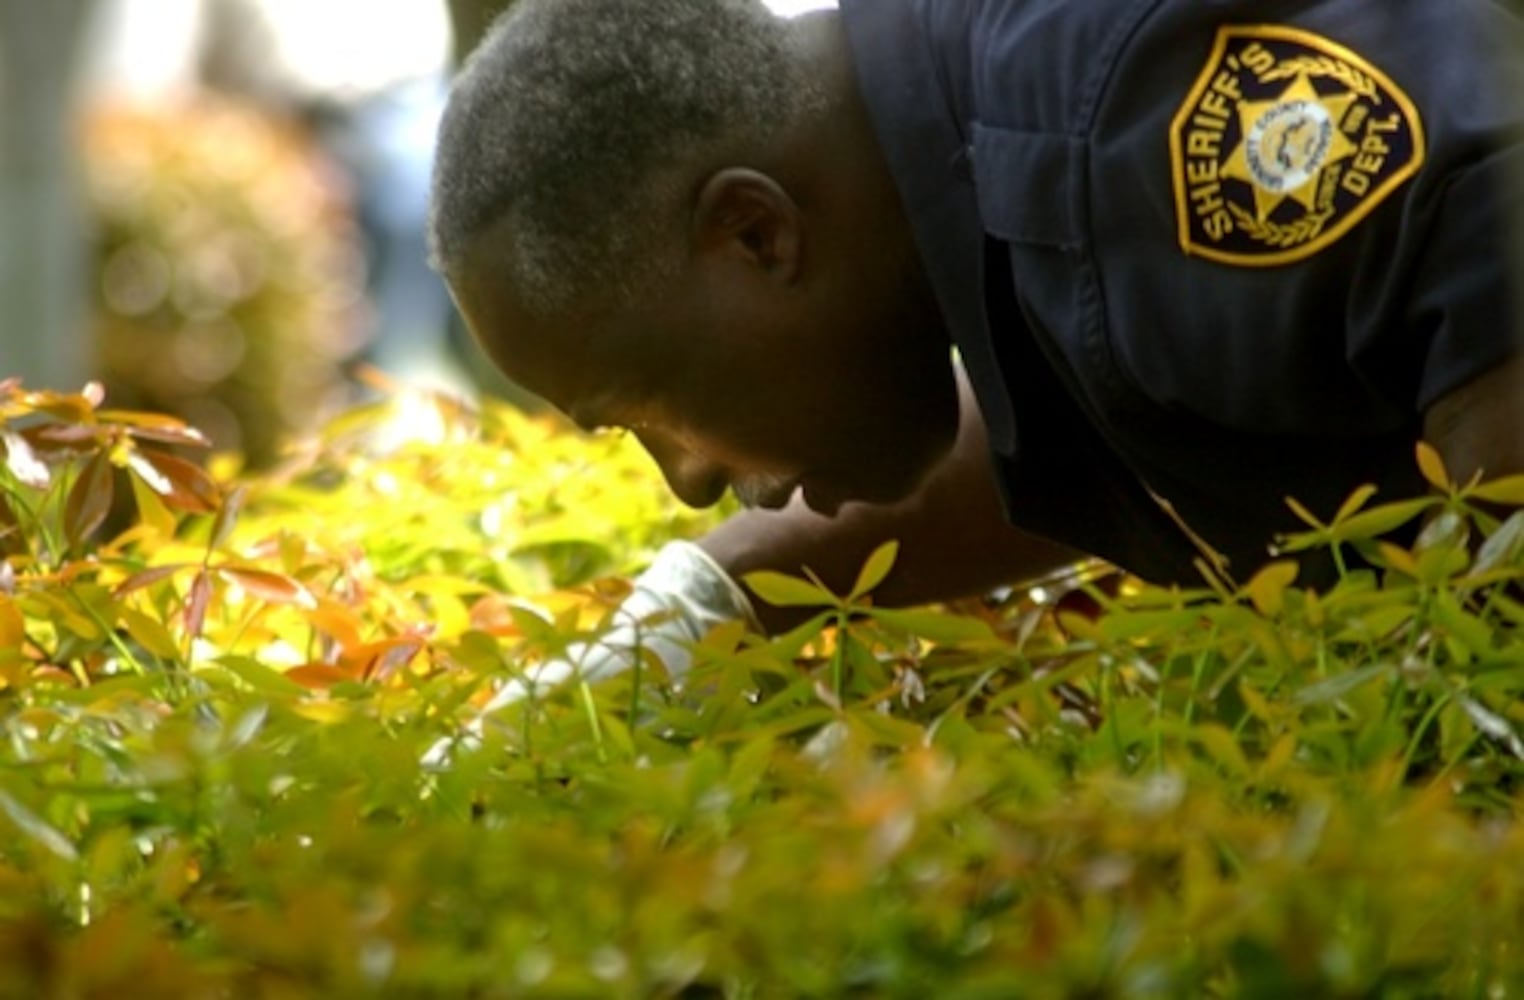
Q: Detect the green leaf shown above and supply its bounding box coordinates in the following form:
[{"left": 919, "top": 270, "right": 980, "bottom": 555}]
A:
[
  {"left": 1470, "top": 474, "right": 1524, "bottom": 506},
  {"left": 1244, "top": 560, "right": 1298, "bottom": 617},
  {"left": 869, "top": 607, "right": 995, "bottom": 643},
  {"left": 1293, "top": 664, "right": 1392, "bottom": 706},
  {"left": 213, "top": 655, "right": 306, "bottom": 698},
  {"left": 1334, "top": 497, "right": 1438, "bottom": 541},
  {"left": 1416, "top": 440, "right": 1450, "bottom": 491},
  {"left": 1333, "top": 483, "right": 1380, "bottom": 524},
  {"left": 741, "top": 570, "right": 837, "bottom": 609},
  {"left": 847, "top": 540, "right": 899, "bottom": 602},
  {"left": 0, "top": 789, "right": 77, "bottom": 861}
]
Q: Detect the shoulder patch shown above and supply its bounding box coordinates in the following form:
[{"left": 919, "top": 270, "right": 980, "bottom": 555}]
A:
[{"left": 1168, "top": 25, "right": 1424, "bottom": 267}]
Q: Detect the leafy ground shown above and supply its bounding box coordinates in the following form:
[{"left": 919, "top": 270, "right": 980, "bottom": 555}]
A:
[{"left": 1, "top": 379, "right": 1522, "bottom": 997}]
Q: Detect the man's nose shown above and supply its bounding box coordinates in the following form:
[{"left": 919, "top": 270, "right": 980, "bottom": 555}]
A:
[{"left": 633, "top": 430, "right": 729, "bottom": 508}]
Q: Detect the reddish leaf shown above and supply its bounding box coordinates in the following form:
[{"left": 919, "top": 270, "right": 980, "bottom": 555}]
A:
[
  {"left": 64, "top": 454, "right": 114, "bottom": 548},
  {"left": 128, "top": 450, "right": 220, "bottom": 513},
  {"left": 216, "top": 567, "right": 315, "bottom": 608},
  {"left": 185, "top": 569, "right": 212, "bottom": 639},
  {"left": 25, "top": 424, "right": 101, "bottom": 447},
  {"left": 116, "top": 562, "right": 194, "bottom": 596}
]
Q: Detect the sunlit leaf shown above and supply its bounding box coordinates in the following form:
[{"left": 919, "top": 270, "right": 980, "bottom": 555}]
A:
[
  {"left": 286, "top": 663, "right": 357, "bottom": 689},
  {"left": 0, "top": 597, "right": 23, "bottom": 650},
  {"left": 741, "top": 570, "right": 837, "bottom": 609},
  {"left": 870, "top": 608, "right": 996, "bottom": 643},
  {"left": 1416, "top": 441, "right": 1450, "bottom": 491},
  {"left": 1335, "top": 497, "right": 1437, "bottom": 541},
  {"left": 1469, "top": 474, "right": 1524, "bottom": 506},
  {"left": 1244, "top": 561, "right": 1298, "bottom": 617},
  {"left": 1333, "top": 483, "right": 1380, "bottom": 524},
  {"left": 214, "top": 655, "right": 306, "bottom": 698},
  {"left": 132, "top": 450, "right": 219, "bottom": 513},
  {"left": 118, "top": 607, "right": 180, "bottom": 661},
  {"left": 216, "top": 566, "right": 315, "bottom": 609},
  {"left": 848, "top": 540, "right": 899, "bottom": 602}
]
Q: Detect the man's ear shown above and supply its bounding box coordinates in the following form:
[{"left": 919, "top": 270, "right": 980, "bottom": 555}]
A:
[{"left": 690, "top": 168, "right": 802, "bottom": 282}]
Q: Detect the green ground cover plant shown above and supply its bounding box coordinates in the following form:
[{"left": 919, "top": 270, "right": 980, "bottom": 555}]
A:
[{"left": 0, "top": 378, "right": 1522, "bottom": 997}]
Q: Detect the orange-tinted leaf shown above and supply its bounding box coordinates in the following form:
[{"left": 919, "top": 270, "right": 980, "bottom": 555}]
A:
[
  {"left": 303, "top": 598, "right": 366, "bottom": 651},
  {"left": 216, "top": 567, "right": 315, "bottom": 608},
  {"left": 285, "top": 663, "right": 357, "bottom": 689},
  {"left": 0, "top": 597, "right": 24, "bottom": 649},
  {"left": 341, "top": 637, "right": 424, "bottom": 682},
  {"left": 64, "top": 454, "right": 114, "bottom": 547},
  {"left": 18, "top": 388, "right": 93, "bottom": 423}
]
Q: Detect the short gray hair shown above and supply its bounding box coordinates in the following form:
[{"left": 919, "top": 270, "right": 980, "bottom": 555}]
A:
[{"left": 429, "top": 0, "right": 817, "bottom": 316}]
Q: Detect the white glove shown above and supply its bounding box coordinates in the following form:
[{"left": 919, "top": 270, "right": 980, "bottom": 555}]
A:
[
  {"left": 490, "top": 539, "right": 757, "bottom": 704},
  {"left": 422, "top": 541, "right": 756, "bottom": 767}
]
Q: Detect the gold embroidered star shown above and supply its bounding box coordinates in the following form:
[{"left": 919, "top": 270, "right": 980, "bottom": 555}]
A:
[{"left": 1221, "top": 72, "right": 1360, "bottom": 221}]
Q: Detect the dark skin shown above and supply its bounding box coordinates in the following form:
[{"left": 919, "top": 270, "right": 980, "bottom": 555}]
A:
[{"left": 447, "top": 11, "right": 1523, "bottom": 635}]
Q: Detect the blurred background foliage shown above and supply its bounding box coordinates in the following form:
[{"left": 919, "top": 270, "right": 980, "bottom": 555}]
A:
[{"left": 87, "top": 98, "right": 366, "bottom": 467}]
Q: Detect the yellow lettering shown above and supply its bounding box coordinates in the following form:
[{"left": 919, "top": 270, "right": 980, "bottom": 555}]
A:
[
  {"left": 1186, "top": 159, "right": 1218, "bottom": 185},
  {"left": 1341, "top": 104, "right": 1368, "bottom": 134},
  {"left": 1209, "top": 70, "right": 1243, "bottom": 101},
  {"left": 1190, "top": 182, "right": 1225, "bottom": 215},
  {"left": 1187, "top": 130, "right": 1221, "bottom": 158},
  {"left": 1200, "top": 90, "right": 1232, "bottom": 119},
  {"left": 1369, "top": 113, "right": 1402, "bottom": 133},
  {"left": 1204, "top": 210, "right": 1234, "bottom": 241},
  {"left": 1241, "top": 43, "right": 1276, "bottom": 77},
  {"left": 1342, "top": 168, "right": 1370, "bottom": 196}
]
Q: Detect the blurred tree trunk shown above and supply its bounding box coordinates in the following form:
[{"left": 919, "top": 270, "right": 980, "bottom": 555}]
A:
[
  {"left": 445, "top": 0, "right": 512, "bottom": 65},
  {"left": 0, "top": 0, "right": 97, "bottom": 390}
]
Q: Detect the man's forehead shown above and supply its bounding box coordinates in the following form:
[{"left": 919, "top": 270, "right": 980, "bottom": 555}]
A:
[{"left": 451, "top": 250, "right": 673, "bottom": 428}]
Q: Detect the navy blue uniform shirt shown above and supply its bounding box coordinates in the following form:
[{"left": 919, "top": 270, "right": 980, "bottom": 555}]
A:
[{"left": 840, "top": 0, "right": 1524, "bottom": 585}]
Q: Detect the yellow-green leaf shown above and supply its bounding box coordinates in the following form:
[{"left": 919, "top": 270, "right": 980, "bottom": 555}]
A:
[
  {"left": 848, "top": 540, "right": 899, "bottom": 602},
  {"left": 1416, "top": 441, "right": 1450, "bottom": 491},
  {"left": 1244, "top": 560, "right": 1298, "bottom": 617},
  {"left": 742, "top": 570, "right": 836, "bottom": 609}
]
